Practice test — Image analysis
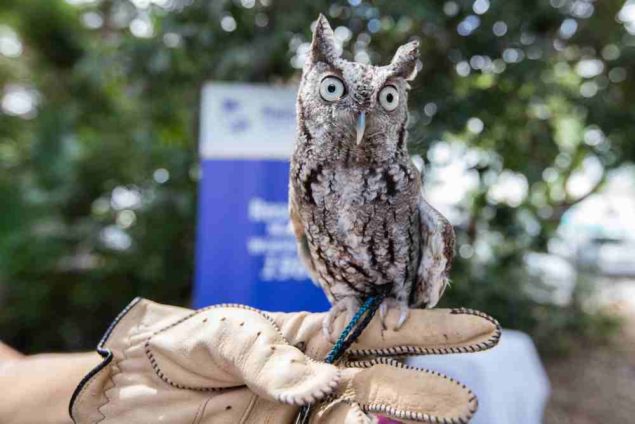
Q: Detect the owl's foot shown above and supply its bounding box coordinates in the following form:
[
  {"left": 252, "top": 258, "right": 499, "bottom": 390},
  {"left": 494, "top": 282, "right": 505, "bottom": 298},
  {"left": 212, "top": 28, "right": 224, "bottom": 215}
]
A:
[
  {"left": 323, "top": 297, "right": 360, "bottom": 343},
  {"left": 379, "top": 297, "right": 409, "bottom": 331}
]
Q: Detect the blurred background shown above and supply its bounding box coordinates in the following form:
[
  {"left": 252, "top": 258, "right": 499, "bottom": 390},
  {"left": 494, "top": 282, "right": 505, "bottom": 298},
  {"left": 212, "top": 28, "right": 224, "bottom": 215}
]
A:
[{"left": 0, "top": 0, "right": 634, "bottom": 422}]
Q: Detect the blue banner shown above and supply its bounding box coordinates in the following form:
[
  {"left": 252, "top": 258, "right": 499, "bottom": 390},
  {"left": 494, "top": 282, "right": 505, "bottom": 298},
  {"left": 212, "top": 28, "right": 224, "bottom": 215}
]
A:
[{"left": 194, "top": 84, "right": 329, "bottom": 312}]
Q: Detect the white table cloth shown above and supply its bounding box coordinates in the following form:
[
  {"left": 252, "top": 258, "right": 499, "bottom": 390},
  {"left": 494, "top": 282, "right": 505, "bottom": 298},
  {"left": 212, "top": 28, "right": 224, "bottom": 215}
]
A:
[{"left": 406, "top": 330, "right": 550, "bottom": 424}]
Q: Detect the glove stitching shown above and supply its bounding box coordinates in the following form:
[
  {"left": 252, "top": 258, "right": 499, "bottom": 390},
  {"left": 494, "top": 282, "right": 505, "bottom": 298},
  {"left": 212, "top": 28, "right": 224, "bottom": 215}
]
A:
[
  {"left": 348, "top": 308, "right": 501, "bottom": 357},
  {"left": 344, "top": 357, "right": 477, "bottom": 424},
  {"left": 94, "top": 361, "right": 118, "bottom": 424},
  {"left": 70, "top": 358, "right": 112, "bottom": 424},
  {"left": 276, "top": 371, "right": 341, "bottom": 406},
  {"left": 96, "top": 318, "right": 142, "bottom": 423},
  {"left": 144, "top": 303, "right": 341, "bottom": 403},
  {"left": 142, "top": 304, "right": 284, "bottom": 391},
  {"left": 351, "top": 402, "right": 372, "bottom": 424},
  {"left": 69, "top": 297, "right": 144, "bottom": 422}
]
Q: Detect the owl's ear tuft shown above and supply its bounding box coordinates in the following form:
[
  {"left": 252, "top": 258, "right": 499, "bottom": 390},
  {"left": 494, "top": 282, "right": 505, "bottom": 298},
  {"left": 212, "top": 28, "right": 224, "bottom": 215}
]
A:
[
  {"left": 390, "top": 40, "right": 420, "bottom": 81},
  {"left": 310, "top": 14, "right": 340, "bottom": 65}
]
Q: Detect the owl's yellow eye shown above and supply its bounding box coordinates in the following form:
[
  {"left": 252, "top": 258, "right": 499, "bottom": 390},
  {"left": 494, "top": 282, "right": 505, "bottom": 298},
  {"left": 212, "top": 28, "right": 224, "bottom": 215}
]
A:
[
  {"left": 319, "top": 76, "right": 345, "bottom": 102},
  {"left": 378, "top": 85, "right": 399, "bottom": 111}
]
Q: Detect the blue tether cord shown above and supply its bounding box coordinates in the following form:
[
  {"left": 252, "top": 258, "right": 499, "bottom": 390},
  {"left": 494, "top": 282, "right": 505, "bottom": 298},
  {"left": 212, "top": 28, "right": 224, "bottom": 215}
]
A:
[
  {"left": 296, "top": 293, "right": 386, "bottom": 423},
  {"left": 324, "top": 294, "right": 385, "bottom": 364}
]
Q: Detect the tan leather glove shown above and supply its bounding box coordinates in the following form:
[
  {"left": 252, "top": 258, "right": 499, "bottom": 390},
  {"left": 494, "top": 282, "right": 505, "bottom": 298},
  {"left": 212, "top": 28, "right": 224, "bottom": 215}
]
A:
[{"left": 71, "top": 298, "right": 500, "bottom": 424}]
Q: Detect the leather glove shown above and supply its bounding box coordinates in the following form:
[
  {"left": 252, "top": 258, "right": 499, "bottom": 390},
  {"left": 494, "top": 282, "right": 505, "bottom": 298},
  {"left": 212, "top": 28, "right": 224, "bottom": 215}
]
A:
[{"left": 70, "top": 298, "right": 500, "bottom": 423}]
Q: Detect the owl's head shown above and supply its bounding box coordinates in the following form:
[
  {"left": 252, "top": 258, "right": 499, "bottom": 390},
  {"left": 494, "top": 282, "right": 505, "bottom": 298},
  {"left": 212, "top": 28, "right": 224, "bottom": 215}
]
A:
[{"left": 297, "top": 14, "right": 419, "bottom": 165}]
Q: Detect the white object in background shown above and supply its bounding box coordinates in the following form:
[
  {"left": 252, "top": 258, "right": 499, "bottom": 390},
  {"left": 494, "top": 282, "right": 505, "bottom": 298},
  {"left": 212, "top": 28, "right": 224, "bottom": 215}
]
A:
[
  {"left": 524, "top": 252, "right": 577, "bottom": 306},
  {"left": 406, "top": 330, "right": 550, "bottom": 424},
  {"left": 199, "top": 83, "right": 298, "bottom": 160}
]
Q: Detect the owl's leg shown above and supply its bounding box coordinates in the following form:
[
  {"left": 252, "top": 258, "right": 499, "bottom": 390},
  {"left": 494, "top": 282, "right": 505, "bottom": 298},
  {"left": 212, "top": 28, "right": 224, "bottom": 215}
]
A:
[
  {"left": 379, "top": 296, "right": 409, "bottom": 331},
  {"left": 322, "top": 297, "right": 360, "bottom": 342}
]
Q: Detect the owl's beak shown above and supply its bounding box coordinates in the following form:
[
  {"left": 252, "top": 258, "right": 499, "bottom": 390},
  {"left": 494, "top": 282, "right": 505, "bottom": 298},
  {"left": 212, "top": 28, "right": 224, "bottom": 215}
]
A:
[{"left": 356, "top": 112, "right": 366, "bottom": 145}]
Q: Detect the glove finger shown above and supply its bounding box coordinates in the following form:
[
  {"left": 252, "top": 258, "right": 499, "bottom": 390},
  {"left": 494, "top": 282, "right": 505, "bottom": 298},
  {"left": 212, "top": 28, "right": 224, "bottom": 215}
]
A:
[
  {"left": 268, "top": 308, "right": 500, "bottom": 361},
  {"left": 147, "top": 305, "right": 340, "bottom": 405},
  {"left": 310, "top": 399, "right": 375, "bottom": 424},
  {"left": 341, "top": 359, "right": 477, "bottom": 424},
  {"left": 348, "top": 307, "right": 500, "bottom": 358}
]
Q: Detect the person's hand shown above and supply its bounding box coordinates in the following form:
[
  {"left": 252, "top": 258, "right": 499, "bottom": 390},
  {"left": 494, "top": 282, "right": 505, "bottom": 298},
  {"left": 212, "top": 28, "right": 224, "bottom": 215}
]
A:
[{"left": 71, "top": 298, "right": 500, "bottom": 423}]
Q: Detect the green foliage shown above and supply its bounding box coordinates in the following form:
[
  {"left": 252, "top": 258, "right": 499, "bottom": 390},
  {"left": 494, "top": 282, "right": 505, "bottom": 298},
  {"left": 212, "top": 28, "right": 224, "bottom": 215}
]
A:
[{"left": 0, "top": 0, "right": 632, "bottom": 353}]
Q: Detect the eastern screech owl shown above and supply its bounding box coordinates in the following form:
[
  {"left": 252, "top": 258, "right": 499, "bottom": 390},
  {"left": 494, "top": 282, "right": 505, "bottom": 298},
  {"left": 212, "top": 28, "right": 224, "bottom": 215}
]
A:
[{"left": 289, "top": 14, "right": 455, "bottom": 336}]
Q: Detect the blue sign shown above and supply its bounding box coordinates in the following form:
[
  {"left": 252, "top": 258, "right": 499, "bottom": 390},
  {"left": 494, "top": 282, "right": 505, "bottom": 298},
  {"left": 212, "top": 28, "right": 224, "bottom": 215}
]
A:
[{"left": 194, "top": 83, "right": 330, "bottom": 312}]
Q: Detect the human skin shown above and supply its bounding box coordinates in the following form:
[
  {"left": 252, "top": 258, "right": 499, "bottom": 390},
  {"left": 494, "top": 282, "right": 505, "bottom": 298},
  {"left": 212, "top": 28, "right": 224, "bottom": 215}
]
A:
[
  {"left": 0, "top": 347, "right": 409, "bottom": 424},
  {"left": 0, "top": 344, "right": 101, "bottom": 424}
]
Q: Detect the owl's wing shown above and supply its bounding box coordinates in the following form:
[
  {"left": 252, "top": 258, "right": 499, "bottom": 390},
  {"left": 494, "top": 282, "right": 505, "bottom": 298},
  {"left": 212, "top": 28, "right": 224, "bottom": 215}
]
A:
[
  {"left": 411, "top": 188, "right": 456, "bottom": 308},
  {"left": 289, "top": 185, "right": 321, "bottom": 285}
]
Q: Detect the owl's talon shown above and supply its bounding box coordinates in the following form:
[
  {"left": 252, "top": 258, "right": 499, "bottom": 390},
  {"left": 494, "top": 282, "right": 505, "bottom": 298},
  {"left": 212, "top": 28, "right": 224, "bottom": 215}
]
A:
[
  {"left": 378, "top": 298, "right": 395, "bottom": 330},
  {"left": 379, "top": 302, "right": 388, "bottom": 330},
  {"left": 378, "top": 298, "right": 410, "bottom": 331},
  {"left": 396, "top": 306, "right": 409, "bottom": 330},
  {"left": 323, "top": 298, "right": 360, "bottom": 343}
]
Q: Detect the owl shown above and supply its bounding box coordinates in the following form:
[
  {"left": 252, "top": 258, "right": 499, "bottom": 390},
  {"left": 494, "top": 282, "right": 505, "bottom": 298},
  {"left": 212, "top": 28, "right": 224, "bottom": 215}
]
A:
[{"left": 289, "top": 14, "right": 455, "bottom": 336}]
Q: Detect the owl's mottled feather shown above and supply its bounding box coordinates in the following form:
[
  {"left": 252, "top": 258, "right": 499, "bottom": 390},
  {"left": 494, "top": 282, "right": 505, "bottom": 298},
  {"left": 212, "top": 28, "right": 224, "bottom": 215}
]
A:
[{"left": 289, "top": 14, "right": 454, "bottom": 332}]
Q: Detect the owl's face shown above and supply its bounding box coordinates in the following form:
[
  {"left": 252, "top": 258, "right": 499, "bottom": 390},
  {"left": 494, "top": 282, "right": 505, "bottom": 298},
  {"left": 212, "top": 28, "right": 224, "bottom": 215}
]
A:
[{"left": 297, "top": 14, "right": 419, "bottom": 165}]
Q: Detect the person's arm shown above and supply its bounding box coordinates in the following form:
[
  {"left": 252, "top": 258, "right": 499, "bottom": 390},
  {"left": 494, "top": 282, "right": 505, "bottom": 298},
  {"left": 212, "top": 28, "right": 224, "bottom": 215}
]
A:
[
  {"left": 0, "top": 344, "right": 100, "bottom": 424},
  {"left": 0, "top": 341, "right": 24, "bottom": 361}
]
